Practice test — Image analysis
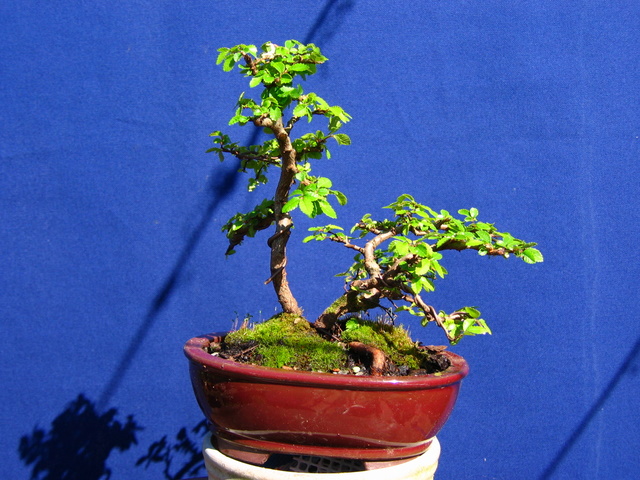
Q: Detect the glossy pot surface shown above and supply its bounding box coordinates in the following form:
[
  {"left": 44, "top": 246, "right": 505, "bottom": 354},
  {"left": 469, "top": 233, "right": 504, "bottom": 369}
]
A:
[{"left": 184, "top": 333, "right": 468, "bottom": 460}]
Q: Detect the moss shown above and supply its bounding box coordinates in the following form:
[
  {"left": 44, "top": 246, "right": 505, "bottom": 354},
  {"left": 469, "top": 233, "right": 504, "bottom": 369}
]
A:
[
  {"left": 225, "top": 313, "right": 347, "bottom": 371},
  {"left": 340, "top": 318, "right": 426, "bottom": 370},
  {"left": 223, "top": 313, "right": 442, "bottom": 374}
]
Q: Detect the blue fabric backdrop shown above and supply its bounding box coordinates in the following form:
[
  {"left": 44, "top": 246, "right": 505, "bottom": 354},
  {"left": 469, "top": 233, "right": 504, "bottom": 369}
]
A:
[{"left": 2, "top": 2, "right": 639, "bottom": 479}]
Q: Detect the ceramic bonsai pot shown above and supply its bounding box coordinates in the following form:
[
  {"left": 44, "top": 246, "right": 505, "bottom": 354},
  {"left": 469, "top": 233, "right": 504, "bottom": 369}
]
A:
[{"left": 184, "top": 333, "right": 468, "bottom": 461}]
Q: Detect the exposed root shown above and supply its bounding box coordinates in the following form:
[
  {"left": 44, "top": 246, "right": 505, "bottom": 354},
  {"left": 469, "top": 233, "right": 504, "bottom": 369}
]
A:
[{"left": 348, "top": 342, "right": 386, "bottom": 376}]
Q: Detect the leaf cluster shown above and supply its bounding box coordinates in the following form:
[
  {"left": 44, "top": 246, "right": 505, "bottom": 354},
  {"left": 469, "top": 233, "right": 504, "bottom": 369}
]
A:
[
  {"left": 306, "top": 195, "right": 543, "bottom": 343},
  {"left": 209, "top": 41, "right": 351, "bottom": 254},
  {"left": 283, "top": 168, "right": 347, "bottom": 219},
  {"left": 208, "top": 40, "right": 543, "bottom": 345}
]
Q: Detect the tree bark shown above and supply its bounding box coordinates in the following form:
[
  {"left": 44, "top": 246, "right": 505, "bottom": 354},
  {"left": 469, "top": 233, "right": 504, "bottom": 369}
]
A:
[
  {"left": 348, "top": 342, "right": 386, "bottom": 376},
  {"left": 257, "top": 115, "right": 302, "bottom": 315},
  {"left": 314, "top": 289, "right": 381, "bottom": 330}
]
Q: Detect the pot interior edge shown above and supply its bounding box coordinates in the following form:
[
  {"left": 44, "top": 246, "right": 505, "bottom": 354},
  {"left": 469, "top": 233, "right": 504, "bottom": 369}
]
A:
[{"left": 184, "top": 333, "right": 469, "bottom": 390}]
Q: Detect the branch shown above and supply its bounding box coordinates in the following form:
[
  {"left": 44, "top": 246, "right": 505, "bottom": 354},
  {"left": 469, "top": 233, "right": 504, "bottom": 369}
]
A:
[
  {"left": 362, "top": 230, "right": 396, "bottom": 277},
  {"left": 411, "top": 294, "right": 456, "bottom": 343},
  {"left": 434, "top": 239, "right": 508, "bottom": 257},
  {"left": 225, "top": 214, "right": 274, "bottom": 255},
  {"left": 216, "top": 144, "right": 281, "bottom": 166},
  {"left": 383, "top": 253, "right": 419, "bottom": 279},
  {"left": 241, "top": 52, "right": 258, "bottom": 75},
  {"left": 327, "top": 233, "right": 364, "bottom": 254},
  {"left": 356, "top": 221, "right": 382, "bottom": 235},
  {"left": 285, "top": 107, "right": 329, "bottom": 129},
  {"left": 285, "top": 116, "right": 301, "bottom": 132}
]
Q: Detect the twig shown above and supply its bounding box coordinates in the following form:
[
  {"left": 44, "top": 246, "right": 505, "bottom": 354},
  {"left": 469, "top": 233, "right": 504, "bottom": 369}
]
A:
[
  {"left": 228, "top": 344, "right": 258, "bottom": 360},
  {"left": 264, "top": 262, "right": 286, "bottom": 285}
]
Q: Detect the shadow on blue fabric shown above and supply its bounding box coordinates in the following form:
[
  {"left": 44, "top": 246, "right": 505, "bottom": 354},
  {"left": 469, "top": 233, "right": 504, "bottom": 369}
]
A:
[
  {"left": 539, "top": 334, "right": 640, "bottom": 479},
  {"left": 18, "top": 395, "right": 141, "bottom": 480},
  {"left": 136, "top": 420, "right": 209, "bottom": 479},
  {"left": 17, "top": 2, "right": 356, "bottom": 479},
  {"left": 96, "top": 0, "right": 356, "bottom": 414}
]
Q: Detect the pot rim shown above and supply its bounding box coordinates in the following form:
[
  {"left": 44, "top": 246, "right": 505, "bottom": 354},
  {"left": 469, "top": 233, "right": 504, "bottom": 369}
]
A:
[{"left": 184, "top": 332, "right": 469, "bottom": 390}]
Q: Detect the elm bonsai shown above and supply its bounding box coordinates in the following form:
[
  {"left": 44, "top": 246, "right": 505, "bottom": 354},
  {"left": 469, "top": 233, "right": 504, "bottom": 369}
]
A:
[{"left": 209, "top": 40, "right": 542, "bottom": 375}]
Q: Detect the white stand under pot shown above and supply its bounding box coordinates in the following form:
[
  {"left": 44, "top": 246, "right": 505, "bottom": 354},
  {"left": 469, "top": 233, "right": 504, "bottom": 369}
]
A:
[{"left": 202, "top": 433, "right": 440, "bottom": 480}]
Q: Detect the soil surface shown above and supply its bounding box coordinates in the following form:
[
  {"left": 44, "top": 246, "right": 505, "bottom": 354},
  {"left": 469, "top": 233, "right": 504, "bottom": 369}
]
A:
[{"left": 210, "top": 339, "right": 451, "bottom": 377}]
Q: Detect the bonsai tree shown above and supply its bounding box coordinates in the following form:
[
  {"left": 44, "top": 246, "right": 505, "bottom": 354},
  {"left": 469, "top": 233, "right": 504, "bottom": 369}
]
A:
[{"left": 209, "top": 40, "right": 542, "bottom": 373}]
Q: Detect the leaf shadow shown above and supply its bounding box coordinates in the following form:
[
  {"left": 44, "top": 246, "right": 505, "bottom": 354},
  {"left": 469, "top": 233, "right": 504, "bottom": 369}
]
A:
[
  {"left": 96, "top": 0, "right": 358, "bottom": 412},
  {"left": 18, "top": 394, "right": 141, "bottom": 480},
  {"left": 136, "top": 420, "right": 208, "bottom": 480},
  {"left": 19, "top": 4, "right": 358, "bottom": 480}
]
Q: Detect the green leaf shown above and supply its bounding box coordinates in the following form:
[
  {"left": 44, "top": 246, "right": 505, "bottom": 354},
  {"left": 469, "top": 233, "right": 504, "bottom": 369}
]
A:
[
  {"left": 522, "top": 247, "right": 544, "bottom": 264},
  {"left": 249, "top": 76, "right": 262, "bottom": 88},
  {"left": 269, "top": 107, "right": 282, "bottom": 120},
  {"left": 222, "top": 55, "right": 235, "bottom": 72},
  {"left": 432, "top": 261, "right": 447, "bottom": 278},
  {"left": 421, "top": 277, "right": 435, "bottom": 292},
  {"left": 282, "top": 197, "right": 300, "bottom": 213},
  {"left": 299, "top": 195, "right": 316, "bottom": 217},
  {"left": 462, "top": 306, "right": 481, "bottom": 318},
  {"left": 327, "top": 106, "right": 351, "bottom": 122},
  {"left": 228, "top": 115, "right": 248, "bottom": 126},
  {"left": 476, "top": 231, "right": 492, "bottom": 244},
  {"left": 414, "top": 243, "right": 432, "bottom": 257},
  {"left": 289, "top": 63, "right": 309, "bottom": 72},
  {"left": 332, "top": 133, "right": 351, "bottom": 145},
  {"left": 334, "top": 191, "right": 347, "bottom": 206},
  {"left": 293, "top": 104, "right": 308, "bottom": 118},
  {"left": 389, "top": 239, "right": 410, "bottom": 256},
  {"left": 216, "top": 48, "right": 229, "bottom": 65},
  {"left": 246, "top": 44, "right": 257, "bottom": 56},
  {"left": 281, "top": 72, "right": 293, "bottom": 82},
  {"left": 316, "top": 177, "right": 332, "bottom": 189},
  {"left": 318, "top": 199, "right": 337, "bottom": 219}
]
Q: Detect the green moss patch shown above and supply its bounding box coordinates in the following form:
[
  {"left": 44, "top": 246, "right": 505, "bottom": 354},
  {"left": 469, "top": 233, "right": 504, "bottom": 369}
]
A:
[
  {"left": 223, "top": 313, "right": 347, "bottom": 371},
  {"left": 218, "top": 313, "right": 449, "bottom": 375},
  {"left": 340, "top": 318, "right": 426, "bottom": 370}
]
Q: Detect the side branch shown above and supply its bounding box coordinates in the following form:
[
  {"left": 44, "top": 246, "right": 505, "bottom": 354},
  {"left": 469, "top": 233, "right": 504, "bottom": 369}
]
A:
[
  {"left": 411, "top": 294, "right": 454, "bottom": 342},
  {"left": 215, "top": 143, "right": 281, "bottom": 166},
  {"left": 433, "top": 239, "right": 508, "bottom": 257},
  {"left": 362, "top": 230, "right": 396, "bottom": 278},
  {"left": 242, "top": 52, "right": 258, "bottom": 75},
  {"left": 327, "top": 234, "right": 364, "bottom": 254}
]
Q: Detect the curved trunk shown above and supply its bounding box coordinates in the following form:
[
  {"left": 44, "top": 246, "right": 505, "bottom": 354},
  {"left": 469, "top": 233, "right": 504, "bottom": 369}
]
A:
[
  {"left": 314, "top": 289, "right": 381, "bottom": 330},
  {"left": 259, "top": 116, "right": 302, "bottom": 315}
]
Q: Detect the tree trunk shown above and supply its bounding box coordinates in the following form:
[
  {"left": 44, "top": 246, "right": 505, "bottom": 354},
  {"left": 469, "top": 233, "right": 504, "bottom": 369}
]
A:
[
  {"left": 263, "top": 117, "right": 302, "bottom": 315},
  {"left": 314, "top": 290, "right": 380, "bottom": 330}
]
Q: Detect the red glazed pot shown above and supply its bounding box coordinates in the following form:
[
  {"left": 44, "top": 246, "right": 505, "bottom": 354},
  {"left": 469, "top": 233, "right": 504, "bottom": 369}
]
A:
[{"left": 184, "top": 333, "right": 468, "bottom": 461}]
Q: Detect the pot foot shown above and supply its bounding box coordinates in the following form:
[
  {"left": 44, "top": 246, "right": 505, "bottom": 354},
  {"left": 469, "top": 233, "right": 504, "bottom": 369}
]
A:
[{"left": 203, "top": 433, "right": 440, "bottom": 479}]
